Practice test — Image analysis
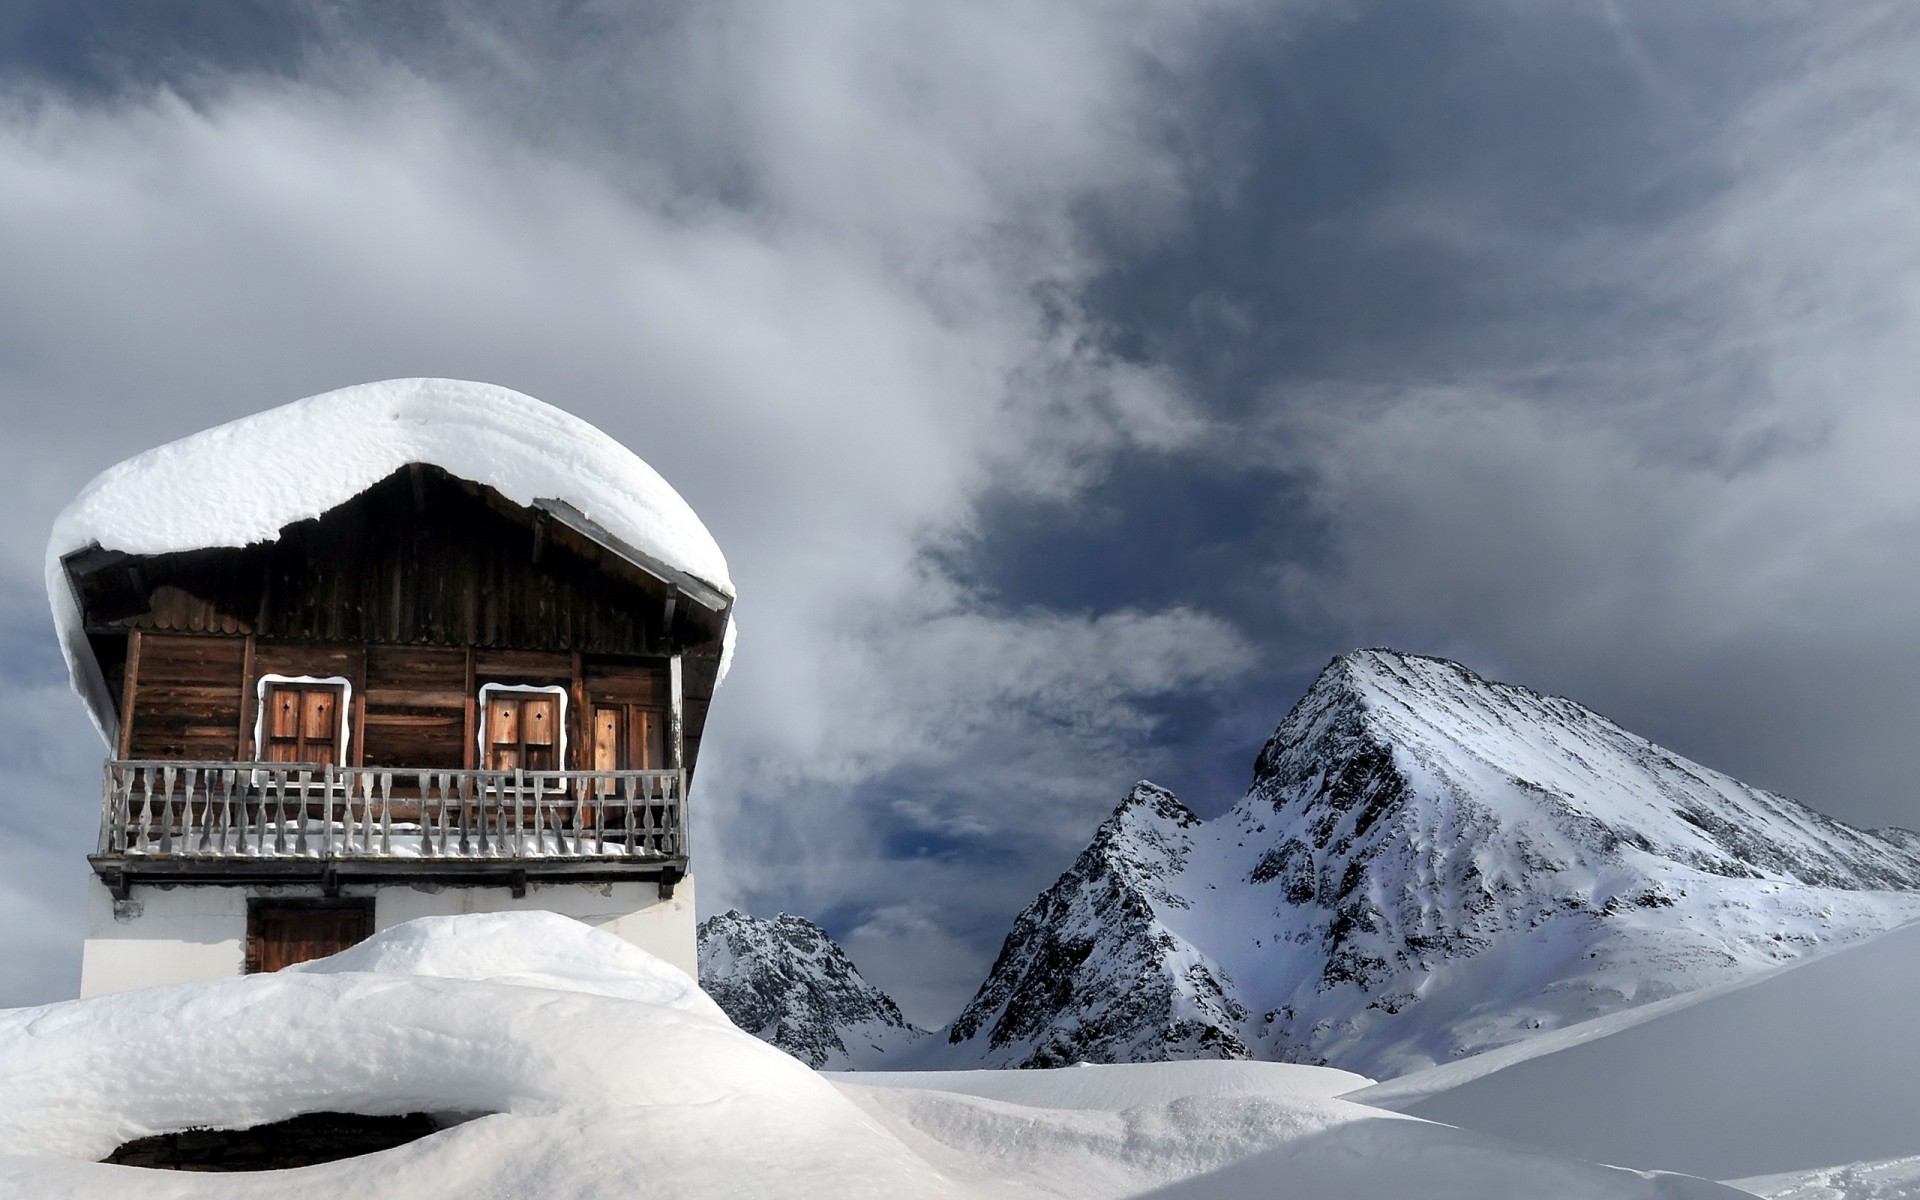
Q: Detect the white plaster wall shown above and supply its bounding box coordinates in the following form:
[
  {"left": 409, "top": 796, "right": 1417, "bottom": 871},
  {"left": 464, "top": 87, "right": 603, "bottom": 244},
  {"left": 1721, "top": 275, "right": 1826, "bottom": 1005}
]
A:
[
  {"left": 78, "top": 875, "right": 697, "bottom": 997},
  {"left": 80, "top": 880, "right": 248, "bottom": 997}
]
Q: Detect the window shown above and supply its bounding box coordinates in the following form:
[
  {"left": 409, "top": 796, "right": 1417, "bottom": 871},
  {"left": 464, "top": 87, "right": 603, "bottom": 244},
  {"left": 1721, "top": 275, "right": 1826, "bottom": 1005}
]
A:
[
  {"left": 258, "top": 679, "right": 348, "bottom": 765},
  {"left": 479, "top": 685, "right": 566, "bottom": 772},
  {"left": 592, "top": 703, "right": 668, "bottom": 771}
]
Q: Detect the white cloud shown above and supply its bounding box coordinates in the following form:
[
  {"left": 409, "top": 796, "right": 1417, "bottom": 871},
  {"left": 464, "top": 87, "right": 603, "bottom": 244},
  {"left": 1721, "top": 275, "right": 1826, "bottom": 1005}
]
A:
[{"left": 1260, "top": 4, "right": 1920, "bottom": 828}]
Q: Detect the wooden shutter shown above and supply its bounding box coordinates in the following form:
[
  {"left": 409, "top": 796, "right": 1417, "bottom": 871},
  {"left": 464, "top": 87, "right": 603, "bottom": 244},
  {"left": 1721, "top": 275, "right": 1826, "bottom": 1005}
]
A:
[
  {"left": 591, "top": 702, "right": 667, "bottom": 770},
  {"left": 486, "top": 693, "right": 560, "bottom": 771},
  {"left": 262, "top": 683, "right": 343, "bottom": 764},
  {"left": 594, "top": 705, "right": 621, "bottom": 772}
]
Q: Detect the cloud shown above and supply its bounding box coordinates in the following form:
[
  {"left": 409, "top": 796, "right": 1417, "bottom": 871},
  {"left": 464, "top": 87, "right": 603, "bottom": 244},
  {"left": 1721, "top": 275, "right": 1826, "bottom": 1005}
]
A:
[
  {"left": 1257, "top": 3, "right": 1920, "bottom": 829},
  {"left": 0, "top": 0, "right": 1264, "bottom": 1008}
]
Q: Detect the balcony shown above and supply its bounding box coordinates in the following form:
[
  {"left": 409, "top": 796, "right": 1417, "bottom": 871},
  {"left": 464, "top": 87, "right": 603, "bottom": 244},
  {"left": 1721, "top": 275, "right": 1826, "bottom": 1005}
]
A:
[{"left": 91, "top": 760, "right": 688, "bottom": 896}]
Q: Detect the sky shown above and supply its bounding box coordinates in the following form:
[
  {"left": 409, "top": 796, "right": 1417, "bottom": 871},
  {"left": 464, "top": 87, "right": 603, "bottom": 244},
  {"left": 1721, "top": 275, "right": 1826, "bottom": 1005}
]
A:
[{"left": 1, "top": 1, "right": 1918, "bottom": 1022}]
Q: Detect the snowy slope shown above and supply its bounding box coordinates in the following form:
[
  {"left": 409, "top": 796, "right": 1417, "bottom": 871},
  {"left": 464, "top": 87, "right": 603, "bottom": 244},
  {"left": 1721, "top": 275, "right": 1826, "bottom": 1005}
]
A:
[
  {"left": 698, "top": 909, "right": 931, "bottom": 1068},
  {"left": 0, "top": 911, "right": 1750, "bottom": 1199},
  {"left": 841, "top": 1064, "right": 1745, "bottom": 1200},
  {"left": 46, "top": 378, "right": 734, "bottom": 743},
  {"left": 946, "top": 650, "right": 1920, "bottom": 1078},
  {"left": 1348, "top": 916, "right": 1920, "bottom": 1182}
]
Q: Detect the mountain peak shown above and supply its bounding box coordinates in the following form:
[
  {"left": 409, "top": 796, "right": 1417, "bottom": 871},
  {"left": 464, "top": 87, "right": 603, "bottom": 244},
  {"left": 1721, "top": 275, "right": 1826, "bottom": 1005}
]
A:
[
  {"left": 947, "top": 650, "right": 1920, "bottom": 1078},
  {"left": 696, "top": 910, "right": 928, "bottom": 1069}
]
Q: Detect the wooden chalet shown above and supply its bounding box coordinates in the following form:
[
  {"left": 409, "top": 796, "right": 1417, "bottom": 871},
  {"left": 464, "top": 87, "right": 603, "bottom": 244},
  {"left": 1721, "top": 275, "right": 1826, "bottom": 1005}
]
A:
[{"left": 54, "top": 380, "right": 732, "bottom": 992}]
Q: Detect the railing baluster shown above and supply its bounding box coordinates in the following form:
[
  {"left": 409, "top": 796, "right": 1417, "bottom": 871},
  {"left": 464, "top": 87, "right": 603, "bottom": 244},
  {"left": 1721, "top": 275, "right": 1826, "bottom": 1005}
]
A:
[
  {"left": 477, "top": 774, "right": 495, "bottom": 858},
  {"left": 379, "top": 771, "right": 393, "bottom": 857},
  {"left": 513, "top": 776, "right": 526, "bottom": 858},
  {"left": 250, "top": 767, "right": 265, "bottom": 854},
  {"left": 294, "top": 769, "right": 312, "bottom": 856},
  {"left": 418, "top": 773, "right": 435, "bottom": 857},
  {"left": 219, "top": 769, "right": 238, "bottom": 856},
  {"left": 133, "top": 764, "right": 145, "bottom": 852},
  {"left": 153, "top": 765, "right": 173, "bottom": 856}
]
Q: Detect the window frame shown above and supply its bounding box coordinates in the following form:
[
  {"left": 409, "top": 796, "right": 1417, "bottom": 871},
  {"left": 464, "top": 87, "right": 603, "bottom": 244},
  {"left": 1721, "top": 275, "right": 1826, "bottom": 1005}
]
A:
[
  {"left": 476, "top": 682, "right": 570, "bottom": 773},
  {"left": 252, "top": 673, "right": 353, "bottom": 767}
]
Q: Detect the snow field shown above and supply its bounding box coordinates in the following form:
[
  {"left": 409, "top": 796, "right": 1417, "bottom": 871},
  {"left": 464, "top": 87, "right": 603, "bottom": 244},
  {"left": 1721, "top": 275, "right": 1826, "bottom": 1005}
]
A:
[
  {"left": 1353, "top": 917, "right": 1920, "bottom": 1183},
  {"left": 0, "top": 912, "right": 1756, "bottom": 1199}
]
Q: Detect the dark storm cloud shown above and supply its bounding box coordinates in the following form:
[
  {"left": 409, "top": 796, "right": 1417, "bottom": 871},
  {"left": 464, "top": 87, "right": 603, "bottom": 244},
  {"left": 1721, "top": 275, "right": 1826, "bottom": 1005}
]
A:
[{"left": 968, "top": 2, "right": 1920, "bottom": 839}]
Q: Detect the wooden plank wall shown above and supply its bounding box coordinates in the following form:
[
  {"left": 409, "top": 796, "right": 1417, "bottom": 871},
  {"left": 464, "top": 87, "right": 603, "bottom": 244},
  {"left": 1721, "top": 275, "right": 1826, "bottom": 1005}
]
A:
[
  {"left": 125, "top": 633, "right": 247, "bottom": 760},
  {"left": 361, "top": 646, "right": 467, "bottom": 770},
  {"left": 108, "top": 467, "right": 717, "bottom": 658},
  {"left": 584, "top": 658, "right": 668, "bottom": 707},
  {"left": 121, "top": 634, "right": 687, "bottom": 774}
]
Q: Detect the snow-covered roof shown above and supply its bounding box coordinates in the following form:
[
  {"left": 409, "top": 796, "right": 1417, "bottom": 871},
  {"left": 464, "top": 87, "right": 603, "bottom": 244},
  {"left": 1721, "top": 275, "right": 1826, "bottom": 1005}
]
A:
[{"left": 45, "top": 378, "right": 733, "bottom": 745}]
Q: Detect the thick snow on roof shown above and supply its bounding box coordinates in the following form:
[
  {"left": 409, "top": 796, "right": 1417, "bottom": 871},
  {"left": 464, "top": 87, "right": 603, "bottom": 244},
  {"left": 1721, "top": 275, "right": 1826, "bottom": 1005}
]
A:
[
  {"left": 45, "top": 378, "right": 733, "bottom": 743},
  {"left": 0, "top": 912, "right": 1749, "bottom": 1199}
]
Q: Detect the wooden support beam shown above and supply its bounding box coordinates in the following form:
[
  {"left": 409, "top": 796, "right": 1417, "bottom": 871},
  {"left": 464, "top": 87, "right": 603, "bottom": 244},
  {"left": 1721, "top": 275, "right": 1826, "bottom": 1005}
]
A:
[
  {"left": 236, "top": 634, "right": 256, "bottom": 759},
  {"left": 668, "top": 653, "right": 685, "bottom": 772},
  {"left": 116, "top": 630, "right": 142, "bottom": 760},
  {"left": 569, "top": 649, "right": 586, "bottom": 771},
  {"left": 462, "top": 647, "right": 477, "bottom": 771}
]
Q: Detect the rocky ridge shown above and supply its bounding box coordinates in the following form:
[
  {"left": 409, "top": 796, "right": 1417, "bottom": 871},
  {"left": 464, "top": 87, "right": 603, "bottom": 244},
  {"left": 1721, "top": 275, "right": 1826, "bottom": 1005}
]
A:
[
  {"left": 942, "top": 649, "right": 1920, "bottom": 1077},
  {"left": 696, "top": 910, "right": 929, "bottom": 1068}
]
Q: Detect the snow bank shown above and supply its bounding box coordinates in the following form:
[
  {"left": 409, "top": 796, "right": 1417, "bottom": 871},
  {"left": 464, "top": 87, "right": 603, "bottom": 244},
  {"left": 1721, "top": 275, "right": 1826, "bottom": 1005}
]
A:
[
  {"left": 841, "top": 1070, "right": 1749, "bottom": 1200},
  {"left": 0, "top": 912, "right": 1760, "bottom": 1198},
  {"left": 291, "top": 910, "right": 726, "bottom": 1018},
  {"left": 0, "top": 913, "right": 951, "bottom": 1200},
  {"left": 1733, "top": 1154, "right": 1920, "bottom": 1200},
  {"left": 46, "top": 378, "right": 733, "bottom": 743},
  {"left": 837, "top": 1059, "right": 1374, "bottom": 1110},
  {"left": 1356, "top": 918, "right": 1920, "bottom": 1181}
]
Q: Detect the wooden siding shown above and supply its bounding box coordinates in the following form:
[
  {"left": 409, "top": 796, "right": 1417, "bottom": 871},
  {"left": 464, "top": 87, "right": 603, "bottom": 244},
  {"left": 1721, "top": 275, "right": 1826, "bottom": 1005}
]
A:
[
  {"left": 122, "top": 632, "right": 676, "bottom": 772},
  {"left": 125, "top": 633, "right": 247, "bottom": 761},
  {"left": 99, "top": 466, "right": 721, "bottom": 658},
  {"left": 79, "top": 464, "right": 723, "bottom": 779},
  {"left": 361, "top": 645, "right": 467, "bottom": 770}
]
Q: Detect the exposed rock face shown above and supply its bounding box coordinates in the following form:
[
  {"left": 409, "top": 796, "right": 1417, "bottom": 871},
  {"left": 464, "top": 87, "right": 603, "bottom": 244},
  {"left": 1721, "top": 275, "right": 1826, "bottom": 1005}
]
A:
[
  {"left": 945, "top": 650, "right": 1920, "bottom": 1078},
  {"left": 696, "top": 910, "right": 928, "bottom": 1069},
  {"left": 946, "top": 783, "right": 1248, "bottom": 1067}
]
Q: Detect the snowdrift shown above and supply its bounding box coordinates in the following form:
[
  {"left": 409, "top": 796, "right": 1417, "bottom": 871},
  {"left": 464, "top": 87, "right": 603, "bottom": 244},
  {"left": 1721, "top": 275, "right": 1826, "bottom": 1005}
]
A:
[
  {"left": 46, "top": 377, "right": 734, "bottom": 743},
  {"left": 1354, "top": 918, "right": 1920, "bottom": 1182},
  {"left": 0, "top": 912, "right": 1754, "bottom": 1199}
]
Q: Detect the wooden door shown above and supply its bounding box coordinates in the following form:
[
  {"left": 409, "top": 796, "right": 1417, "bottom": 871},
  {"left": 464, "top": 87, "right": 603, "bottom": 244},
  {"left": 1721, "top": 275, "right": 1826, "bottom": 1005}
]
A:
[
  {"left": 246, "top": 902, "right": 373, "bottom": 973},
  {"left": 485, "top": 692, "right": 560, "bottom": 771},
  {"left": 262, "top": 683, "right": 344, "bottom": 765},
  {"left": 592, "top": 703, "right": 667, "bottom": 771}
]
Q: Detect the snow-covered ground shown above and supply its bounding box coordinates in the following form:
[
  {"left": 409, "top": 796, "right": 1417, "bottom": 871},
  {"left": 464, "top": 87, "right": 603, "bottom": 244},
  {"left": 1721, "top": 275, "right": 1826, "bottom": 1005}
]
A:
[
  {"left": 0, "top": 912, "right": 1756, "bottom": 1198},
  {"left": 1352, "top": 916, "right": 1920, "bottom": 1187}
]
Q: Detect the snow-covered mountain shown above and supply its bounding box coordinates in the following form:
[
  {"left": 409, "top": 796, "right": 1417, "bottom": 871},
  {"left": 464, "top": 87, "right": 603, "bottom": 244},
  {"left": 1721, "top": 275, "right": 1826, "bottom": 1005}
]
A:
[
  {"left": 946, "top": 649, "right": 1920, "bottom": 1078},
  {"left": 697, "top": 910, "right": 930, "bottom": 1068}
]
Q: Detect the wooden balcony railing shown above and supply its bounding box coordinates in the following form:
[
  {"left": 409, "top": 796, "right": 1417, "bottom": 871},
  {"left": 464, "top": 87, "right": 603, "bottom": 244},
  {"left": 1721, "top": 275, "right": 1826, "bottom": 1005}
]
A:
[{"left": 97, "top": 760, "right": 686, "bottom": 863}]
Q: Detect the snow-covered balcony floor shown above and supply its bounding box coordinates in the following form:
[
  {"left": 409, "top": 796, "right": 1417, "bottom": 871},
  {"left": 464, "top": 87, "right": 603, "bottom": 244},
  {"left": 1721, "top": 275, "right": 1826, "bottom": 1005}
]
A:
[{"left": 90, "top": 761, "right": 688, "bottom": 894}]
